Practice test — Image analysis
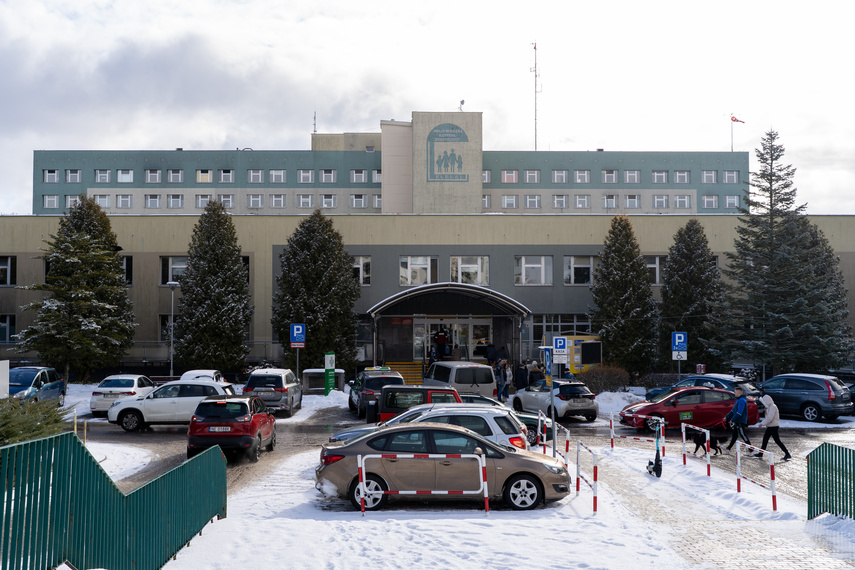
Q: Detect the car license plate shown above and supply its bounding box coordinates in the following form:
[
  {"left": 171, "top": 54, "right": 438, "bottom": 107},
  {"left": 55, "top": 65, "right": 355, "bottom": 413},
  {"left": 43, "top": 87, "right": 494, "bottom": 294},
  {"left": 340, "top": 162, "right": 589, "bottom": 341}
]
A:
[
  {"left": 574, "top": 398, "right": 587, "bottom": 404},
  {"left": 104, "top": 394, "right": 119, "bottom": 398},
  {"left": 209, "top": 426, "right": 231, "bottom": 432}
]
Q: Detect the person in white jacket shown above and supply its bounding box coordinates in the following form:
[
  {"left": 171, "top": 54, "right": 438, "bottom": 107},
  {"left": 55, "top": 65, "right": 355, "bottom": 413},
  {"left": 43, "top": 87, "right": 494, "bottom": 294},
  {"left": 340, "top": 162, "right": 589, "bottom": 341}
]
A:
[{"left": 754, "top": 394, "right": 792, "bottom": 461}]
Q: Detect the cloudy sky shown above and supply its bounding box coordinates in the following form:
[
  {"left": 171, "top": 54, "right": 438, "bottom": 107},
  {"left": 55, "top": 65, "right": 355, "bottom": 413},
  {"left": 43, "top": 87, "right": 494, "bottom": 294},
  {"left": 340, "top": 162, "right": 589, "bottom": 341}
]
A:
[{"left": 1, "top": 1, "right": 851, "bottom": 215}]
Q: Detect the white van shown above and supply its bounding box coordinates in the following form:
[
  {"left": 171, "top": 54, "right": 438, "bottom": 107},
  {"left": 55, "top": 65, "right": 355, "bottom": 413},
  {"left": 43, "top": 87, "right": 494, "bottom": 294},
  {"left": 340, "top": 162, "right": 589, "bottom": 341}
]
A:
[{"left": 422, "top": 361, "right": 497, "bottom": 396}]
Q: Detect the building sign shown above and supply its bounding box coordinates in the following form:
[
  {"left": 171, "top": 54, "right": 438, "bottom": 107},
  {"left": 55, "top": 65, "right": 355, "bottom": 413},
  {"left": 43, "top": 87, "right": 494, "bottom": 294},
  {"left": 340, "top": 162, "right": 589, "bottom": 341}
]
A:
[{"left": 426, "top": 123, "right": 469, "bottom": 182}]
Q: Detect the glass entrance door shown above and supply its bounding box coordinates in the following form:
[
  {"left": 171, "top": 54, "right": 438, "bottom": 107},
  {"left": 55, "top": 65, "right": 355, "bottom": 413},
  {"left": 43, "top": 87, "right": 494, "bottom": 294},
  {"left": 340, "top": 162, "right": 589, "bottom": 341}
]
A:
[{"left": 413, "top": 318, "right": 491, "bottom": 362}]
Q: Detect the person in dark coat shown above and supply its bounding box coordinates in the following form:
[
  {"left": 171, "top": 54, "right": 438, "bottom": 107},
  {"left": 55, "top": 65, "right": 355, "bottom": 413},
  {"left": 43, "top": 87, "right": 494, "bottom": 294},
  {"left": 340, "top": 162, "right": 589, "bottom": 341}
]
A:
[
  {"left": 514, "top": 362, "right": 529, "bottom": 391},
  {"left": 725, "top": 385, "right": 751, "bottom": 450},
  {"left": 528, "top": 362, "right": 545, "bottom": 384}
]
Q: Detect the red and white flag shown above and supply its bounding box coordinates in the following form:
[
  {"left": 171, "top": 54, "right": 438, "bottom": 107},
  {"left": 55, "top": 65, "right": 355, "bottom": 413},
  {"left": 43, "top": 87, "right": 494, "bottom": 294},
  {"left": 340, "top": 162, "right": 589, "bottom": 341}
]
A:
[{"left": 731, "top": 116, "right": 745, "bottom": 123}]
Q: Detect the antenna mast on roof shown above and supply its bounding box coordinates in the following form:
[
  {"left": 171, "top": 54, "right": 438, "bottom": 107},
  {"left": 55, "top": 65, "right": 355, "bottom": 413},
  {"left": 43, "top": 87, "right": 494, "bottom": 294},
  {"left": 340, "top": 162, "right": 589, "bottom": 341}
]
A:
[
  {"left": 313, "top": 111, "right": 317, "bottom": 134},
  {"left": 531, "top": 42, "right": 540, "bottom": 151}
]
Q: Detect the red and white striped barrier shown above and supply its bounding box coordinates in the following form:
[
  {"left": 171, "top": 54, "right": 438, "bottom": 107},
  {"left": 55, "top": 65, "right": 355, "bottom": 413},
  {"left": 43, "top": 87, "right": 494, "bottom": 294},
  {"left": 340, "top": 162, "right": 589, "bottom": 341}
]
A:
[
  {"left": 356, "top": 453, "right": 489, "bottom": 515},
  {"left": 680, "top": 423, "right": 712, "bottom": 477},
  {"left": 576, "top": 440, "right": 598, "bottom": 513},
  {"left": 735, "top": 442, "right": 777, "bottom": 511},
  {"left": 609, "top": 412, "right": 665, "bottom": 457}
]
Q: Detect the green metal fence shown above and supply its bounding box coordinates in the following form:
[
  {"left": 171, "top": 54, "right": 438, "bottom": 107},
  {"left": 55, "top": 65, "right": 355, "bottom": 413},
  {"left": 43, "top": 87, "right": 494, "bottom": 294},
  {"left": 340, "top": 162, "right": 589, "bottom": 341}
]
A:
[
  {"left": 807, "top": 442, "right": 855, "bottom": 520},
  {"left": 1, "top": 432, "right": 227, "bottom": 570}
]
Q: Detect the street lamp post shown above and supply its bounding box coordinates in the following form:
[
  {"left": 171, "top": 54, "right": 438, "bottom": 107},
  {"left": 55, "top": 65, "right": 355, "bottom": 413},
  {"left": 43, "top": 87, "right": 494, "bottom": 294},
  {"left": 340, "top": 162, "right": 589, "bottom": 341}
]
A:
[{"left": 167, "top": 281, "right": 179, "bottom": 377}]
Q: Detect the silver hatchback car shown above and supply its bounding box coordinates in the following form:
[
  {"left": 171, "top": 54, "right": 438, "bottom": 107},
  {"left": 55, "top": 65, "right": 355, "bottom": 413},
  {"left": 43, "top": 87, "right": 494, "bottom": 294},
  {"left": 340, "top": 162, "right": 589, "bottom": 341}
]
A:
[{"left": 243, "top": 368, "right": 303, "bottom": 417}]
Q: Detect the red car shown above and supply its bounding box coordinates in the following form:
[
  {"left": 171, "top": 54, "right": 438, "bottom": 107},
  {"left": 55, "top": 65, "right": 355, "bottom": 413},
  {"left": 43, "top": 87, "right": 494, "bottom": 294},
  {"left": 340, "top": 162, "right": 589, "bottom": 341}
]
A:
[
  {"left": 619, "top": 387, "right": 759, "bottom": 431},
  {"left": 187, "top": 394, "right": 276, "bottom": 461}
]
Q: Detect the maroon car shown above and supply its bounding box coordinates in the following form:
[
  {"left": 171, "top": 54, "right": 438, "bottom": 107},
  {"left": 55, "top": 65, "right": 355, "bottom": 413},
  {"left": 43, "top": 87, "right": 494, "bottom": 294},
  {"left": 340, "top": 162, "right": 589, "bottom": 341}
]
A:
[
  {"left": 619, "top": 387, "right": 759, "bottom": 431},
  {"left": 187, "top": 394, "right": 276, "bottom": 461}
]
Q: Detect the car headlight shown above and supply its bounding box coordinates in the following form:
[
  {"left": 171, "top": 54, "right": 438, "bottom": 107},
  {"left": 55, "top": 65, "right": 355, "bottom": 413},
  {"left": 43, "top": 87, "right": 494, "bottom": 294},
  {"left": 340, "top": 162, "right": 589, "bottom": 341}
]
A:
[
  {"left": 12, "top": 390, "right": 28, "bottom": 399},
  {"left": 545, "top": 464, "right": 566, "bottom": 475}
]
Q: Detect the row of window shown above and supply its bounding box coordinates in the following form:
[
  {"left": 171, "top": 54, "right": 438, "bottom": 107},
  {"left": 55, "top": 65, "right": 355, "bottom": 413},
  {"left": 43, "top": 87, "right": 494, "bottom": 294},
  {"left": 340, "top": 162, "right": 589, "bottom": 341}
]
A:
[
  {"left": 486, "top": 169, "right": 740, "bottom": 185},
  {"left": 43, "top": 168, "right": 383, "bottom": 185},
  {"left": 44, "top": 194, "right": 384, "bottom": 210},
  {"left": 487, "top": 194, "right": 739, "bottom": 209}
]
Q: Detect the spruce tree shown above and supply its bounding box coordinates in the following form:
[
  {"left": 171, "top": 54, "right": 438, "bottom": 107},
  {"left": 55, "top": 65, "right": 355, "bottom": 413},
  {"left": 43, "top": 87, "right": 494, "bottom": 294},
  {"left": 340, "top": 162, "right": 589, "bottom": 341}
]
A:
[
  {"left": 173, "top": 201, "right": 254, "bottom": 372},
  {"left": 659, "top": 219, "right": 724, "bottom": 371},
  {"left": 588, "top": 215, "right": 657, "bottom": 376},
  {"left": 272, "top": 210, "right": 360, "bottom": 373},
  {"left": 16, "top": 196, "right": 136, "bottom": 382}
]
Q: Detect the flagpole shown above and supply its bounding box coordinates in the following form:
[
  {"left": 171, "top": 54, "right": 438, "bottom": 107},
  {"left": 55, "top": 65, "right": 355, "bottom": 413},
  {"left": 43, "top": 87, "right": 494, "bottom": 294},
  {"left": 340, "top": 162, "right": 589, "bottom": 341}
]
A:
[{"left": 731, "top": 120, "right": 733, "bottom": 152}]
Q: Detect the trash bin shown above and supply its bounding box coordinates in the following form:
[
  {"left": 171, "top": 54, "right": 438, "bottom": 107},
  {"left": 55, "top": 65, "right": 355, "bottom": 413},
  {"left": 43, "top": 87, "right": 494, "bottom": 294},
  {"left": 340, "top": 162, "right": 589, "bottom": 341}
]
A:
[{"left": 366, "top": 400, "right": 378, "bottom": 424}]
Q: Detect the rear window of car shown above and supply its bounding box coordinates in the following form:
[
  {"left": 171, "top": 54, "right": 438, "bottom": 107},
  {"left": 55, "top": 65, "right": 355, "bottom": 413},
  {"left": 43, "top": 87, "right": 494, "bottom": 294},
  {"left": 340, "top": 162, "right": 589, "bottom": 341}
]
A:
[
  {"left": 455, "top": 368, "right": 493, "bottom": 385},
  {"left": 430, "top": 392, "right": 459, "bottom": 403},
  {"left": 100, "top": 378, "right": 134, "bottom": 388},
  {"left": 246, "top": 375, "right": 283, "bottom": 389},
  {"left": 827, "top": 376, "right": 847, "bottom": 390},
  {"left": 385, "top": 391, "right": 425, "bottom": 409},
  {"left": 558, "top": 384, "right": 592, "bottom": 396},
  {"left": 365, "top": 377, "right": 404, "bottom": 390},
  {"left": 195, "top": 401, "right": 249, "bottom": 419},
  {"left": 494, "top": 415, "right": 519, "bottom": 435}
]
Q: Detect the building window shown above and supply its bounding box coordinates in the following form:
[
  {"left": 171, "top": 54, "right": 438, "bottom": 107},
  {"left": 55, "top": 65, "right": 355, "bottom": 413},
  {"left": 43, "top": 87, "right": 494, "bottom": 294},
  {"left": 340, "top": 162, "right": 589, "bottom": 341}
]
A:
[
  {"left": 117, "top": 169, "right": 133, "bottom": 183},
  {"left": 553, "top": 195, "right": 568, "bottom": 209},
  {"left": 400, "top": 256, "right": 438, "bottom": 286},
  {"left": 675, "top": 171, "right": 690, "bottom": 184},
  {"left": 122, "top": 256, "right": 133, "bottom": 286},
  {"left": 653, "top": 195, "right": 669, "bottom": 208},
  {"left": 525, "top": 195, "right": 541, "bottom": 209},
  {"left": 299, "top": 170, "right": 314, "bottom": 184},
  {"left": 351, "top": 169, "right": 367, "bottom": 183},
  {"left": 321, "top": 194, "right": 336, "bottom": 208},
  {"left": 161, "top": 256, "right": 187, "bottom": 284},
  {"left": 624, "top": 170, "right": 640, "bottom": 184},
  {"left": 197, "top": 169, "right": 212, "bottom": 183},
  {"left": 117, "top": 195, "right": 132, "bottom": 208},
  {"left": 196, "top": 194, "right": 212, "bottom": 208},
  {"left": 372, "top": 169, "right": 382, "bottom": 183},
  {"left": 501, "top": 170, "right": 518, "bottom": 184},
  {"left": 575, "top": 195, "right": 590, "bottom": 209},
  {"left": 145, "top": 195, "right": 161, "bottom": 209},
  {"left": 702, "top": 195, "right": 719, "bottom": 208},
  {"left": 94, "top": 195, "right": 110, "bottom": 208},
  {"left": 146, "top": 169, "right": 161, "bottom": 183},
  {"left": 95, "top": 169, "right": 111, "bottom": 183},
  {"left": 321, "top": 169, "right": 336, "bottom": 183},
  {"left": 247, "top": 169, "right": 263, "bottom": 183},
  {"left": 724, "top": 170, "right": 739, "bottom": 184},
  {"left": 270, "top": 169, "right": 286, "bottom": 183},
  {"left": 450, "top": 256, "right": 489, "bottom": 286},
  {"left": 601, "top": 170, "right": 617, "bottom": 184},
  {"left": 726, "top": 195, "right": 739, "bottom": 208},
  {"left": 482, "top": 170, "right": 491, "bottom": 183},
  {"left": 563, "top": 256, "right": 594, "bottom": 285},
  {"left": 351, "top": 194, "right": 366, "bottom": 208},
  {"left": 66, "top": 169, "right": 81, "bottom": 183},
  {"left": 646, "top": 256, "right": 668, "bottom": 285},
  {"left": 502, "top": 195, "right": 518, "bottom": 209},
  {"left": 167, "top": 194, "right": 184, "bottom": 209},
  {"left": 625, "top": 195, "right": 640, "bottom": 208},
  {"left": 0, "top": 314, "right": 15, "bottom": 343},
  {"left": 365, "top": 146, "right": 375, "bottom": 153},
  {"left": 574, "top": 170, "right": 590, "bottom": 184},
  {"left": 248, "top": 194, "right": 263, "bottom": 208},
  {"left": 43, "top": 195, "right": 59, "bottom": 209},
  {"left": 373, "top": 194, "right": 382, "bottom": 209},
  {"left": 675, "top": 195, "right": 691, "bottom": 209},
  {"left": 43, "top": 170, "right": 59, "bottom": 183},
  {"left": 298, "top": 194, "right": 313, "bottom": 208},
  {"left": 270, "top": 194, "right": 286, "bottom": 208},
  {"left": 0, "top": 256, "right": 16, "bottom": 286},
  {"left": 219, "top": 170, "right": 234, "bottom": 184},
  {"left": 602, "top": 195, "right": 617, "bottom": 209},
  {"left": 524, "top": 170, "right": 540, "bottom": 184},
  {"left": 65, "top": 195, "right": 79, "bottom": 208},
  {"left": 482, "top": 195, "right": 491, "bottom": 209},
  {"left": 652, "top": 170, "right": 668, "bottom": 184},
  {"left": 514, "top": 256, "right": 553, "bottom": 286},
  {"left": 552, "top": 170, "right": 568, "bottom": 184},
  {"left": 352, "top": 256, "right": 371, "bottom": 286},
  {"left": 702, "top": 170, "right": 717, "bottom": 184},
  {"left": 218, "top": 194, "right": 234, "bottom": 208},
  {"left": 168, "top": 169, "right": 183, "bottom": 183}
]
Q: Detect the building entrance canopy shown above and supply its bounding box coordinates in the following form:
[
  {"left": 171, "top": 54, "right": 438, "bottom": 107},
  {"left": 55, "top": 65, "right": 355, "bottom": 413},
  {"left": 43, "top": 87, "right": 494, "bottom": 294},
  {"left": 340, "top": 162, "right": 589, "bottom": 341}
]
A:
[{"left": 368, "top": 282, "right": 530, "bottom": 319}]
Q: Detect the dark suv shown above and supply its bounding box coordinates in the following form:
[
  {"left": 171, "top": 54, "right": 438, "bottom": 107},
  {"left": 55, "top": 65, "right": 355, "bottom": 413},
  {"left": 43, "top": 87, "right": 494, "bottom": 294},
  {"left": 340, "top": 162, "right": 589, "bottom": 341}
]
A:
[
  {"left": 348, "top": 367, "right": 405, "bottom": 418},
  {"left": 373, "top": 384, "right": 461, "bottom": 423},
  {"left": 761, "top": 373, "right": 854, "bottom": 422}
]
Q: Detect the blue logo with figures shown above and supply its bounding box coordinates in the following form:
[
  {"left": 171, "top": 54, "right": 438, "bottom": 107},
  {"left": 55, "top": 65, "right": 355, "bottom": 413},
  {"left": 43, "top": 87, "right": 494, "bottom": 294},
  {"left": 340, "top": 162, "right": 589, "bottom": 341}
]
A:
[{"left": 426, "top": 123, "right": 469, "bottom": 182}]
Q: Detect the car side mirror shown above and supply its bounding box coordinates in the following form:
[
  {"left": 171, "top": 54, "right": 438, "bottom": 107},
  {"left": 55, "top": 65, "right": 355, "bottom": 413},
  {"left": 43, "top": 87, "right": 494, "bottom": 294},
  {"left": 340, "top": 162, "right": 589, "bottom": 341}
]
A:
[
  {"left": 348, "top": 380, "right": 354, "bottom": 386},
  {"left": 671, "top": 400, "right": 679, "bottom": 406},
  {"left": 473, "top": 447, "right": 484, "bottom": 456}
]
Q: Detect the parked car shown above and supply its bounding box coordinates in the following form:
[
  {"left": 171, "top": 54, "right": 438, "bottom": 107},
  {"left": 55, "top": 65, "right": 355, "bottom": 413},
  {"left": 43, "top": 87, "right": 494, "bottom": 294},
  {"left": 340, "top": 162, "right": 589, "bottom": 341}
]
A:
[
  {"left": 827, "top": 369, "right": 855, "bottom": 392},
  {"left": 422, "top": 361, "right": 497, "bottom": 396},
  {"left": 89, "top": 374, "right": 156, "bottom": 416},
  {"left": 512, "top": 379, "right": 599, "bottom": 422},
  {"left": 179, "top": 369, "right": 227, "bottom": 383},
  {"left": 107, "top": 379, "right": 236, "bottom": 432},
  {"left": 186, "top": 394, "right": 276, "bottom": 461},
  {"left": 348, "top": 367, "right": 405, "bottom": 418},
  {"left": 620, "top": 386, "right": 759, "bottom": 431},
  {"left": 645, "top": 374, "right": 761, "bottom": 401},
  {"left": 242, "top": 368, "right": 302, "bottom": 417},
  {"left": 315, "top": 423, "right": 572, "bottom": 511},
  {"left": 8, "top": 366, "right": 66, "bottom": 406},
  {"left": 374, "top": 384, "right": 461, "bottom": 423},
  {"left": 760, "top": 373, "right": 854, "bottom": 422},
  {"left": 459, "top": 393, "right": 555, "bottom": 444}
]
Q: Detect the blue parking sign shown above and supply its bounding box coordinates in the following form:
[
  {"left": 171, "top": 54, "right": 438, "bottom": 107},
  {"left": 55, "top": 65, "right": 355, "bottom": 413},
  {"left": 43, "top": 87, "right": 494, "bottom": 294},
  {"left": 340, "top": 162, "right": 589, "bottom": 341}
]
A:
[
  {"left": 671, "top": 332, "right": 687, "bottom": 352},
  {"left": 291, "top": 323, "right": 306, "bottom": 348}
]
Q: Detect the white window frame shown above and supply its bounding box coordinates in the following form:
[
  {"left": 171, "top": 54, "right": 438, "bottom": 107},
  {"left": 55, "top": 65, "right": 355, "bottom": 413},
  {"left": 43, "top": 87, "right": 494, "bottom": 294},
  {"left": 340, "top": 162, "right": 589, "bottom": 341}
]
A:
[
  {"left": 0, "top": 314, "right": 15, "bottom": 342},
  {"left": 65, "top": 195, "right": 79, "bottom": 208},
  {"left": 145, "top": 194, "right": 161, "bottom": 209},
  {"left": 675, "top": 195, "right": 691, "bottom": 209},
  {"left": 168, "top": 169, "right": 183, "bottom": 183},
  {"left": 270, "top": 194, "right": 286, "bottom": 208},
  {"left": 351, "top": 169, "right": 367, "bottom": 183},
  {"left": 575, "top": 195, "right": 590, "bottom": 209},
  {"left": 502, "top": 195, "right": 518, "bottom": 209},
  {"left": 43, "top": 170, "right": 59, "bottom": 183},
  {"left": 218, "top": 170, "right": 234, "bottom": 184},
  {"left": 400, "top": 256, "right": 438, "bottom": 286},
  {"left": 298, "top": 194, "right": 313, "bottom": 208},
  {"left": 514, "top": 255, "right": 553, "bottom": 286},
  {"left": 94, "top": 195, "right": 110, "bottom": 208},
  {"left": 482, "top": 195, "right": 491, "bottom": 209},
  {"left": 269, "top": 169, "right": 286, "bottom": 183},
  {"left": 602, "top": 195, "right": 617, "bottom": 209},
  {"left": 652, "top": 170, "right": 668, "bottom": 184},
  {"left": 117, "top": 195, "right": 132, "bottom": 208},
  {"left": 574, "top": 170, "right": 590, "bottom": 184},
  {"left": 146, "top": 169, "right": 161, "bottom": 183},
  {"left": 0, "top": 256, "right": 15, "bottom": 286},
  {"left": 95, "top": 169, "right": 110, "bottom": 183},
  {"left": 502, "top": 170, "right": 518, "bottom": 184},
  {"left": 525, "top": 195, "right": 541, "bottom": 209},
  {"left": 248, "top": 169, "right": 263, "bottom": 184},
  {"left": 321, "top": 194, "right": 336, "bottom": 208},
  {"left": 352, "top": 256, "right": 371, "bottom": 286},
  {"left": 601, "top": 170, "right": 617, "bottom": 184},
  {"left": 702, "top": 195, "right": 719, "bottom": 208},
  {"left": 117, "top": 169, "right": 133, "bottom": 183},
  {"left": 552, "top": 170, "right": 568, "bottom": 184},
  {"left": 482, "top": 170, "right": 491, "bottom": 183},
  {"left": 248, "top": 194, "right": 263, "bottom": 208},
  {"left": 524, "top": 170, "right": 540, "bottom": 184},
  {"left": 372, "top": 169, "right": 382, "bottom": 183},
  {"left": 724, "top": 170, "right": 739, "bottom": 184},
  {"left": 321, "top": 169, "right": 336, "bottom": 183},
  {"left": 162, "top": 256, "right": 187, "bottom": 284},
  {"left": 624, "top": 170, "right": 640, "bottom": 184},
  {"left": 196, "top": 194, "right": 212, "bottom": 209},
  {"left": 563, "top": 255, "right": 594, "bottom": 286},
  {"left": 351, "top": 194, "right": 366, "bottom": 208},
  {"left": 299, "top": 170, "right": 314, "bottom": 184},
  {"left": 653, "top": 195, "right": 669, "bottom": 208},
  {"left": 646, "top": 256, "right": 667, "bottom": 285},
  {"left": 66, "top": 169, "right": 81, "bottom": 183},
  {"left": 373, "top": 194, "right": 382, "bottom": 208},
  {"left": 450, "top": 256, "right": 489, "bottom": 286},
  {"left": 726, "top": 195, "right": 739, "bottom": 208},
  {"left": 553, "top": 195, "right": 568, "bottom": 209},
  {"left": 675, "top": 171, "right": 690, "bottom": 184},
  {"left": 197, "top": 169, "right": 212, "bottom": 183},
  {"left": 43, "top": 195, "right": 59, "bottom": 209},
  {"left": 702, "top": 170, "right": 717, "bottom": 184},
  {"left": 167, "top": 194, "right": 184, "bottom": 209},
  {"left": 218, "top": 194, "right": 234, "bottom": 208},
  {"left": 625, "top": 195, "right": 640, "bottom": 208}
]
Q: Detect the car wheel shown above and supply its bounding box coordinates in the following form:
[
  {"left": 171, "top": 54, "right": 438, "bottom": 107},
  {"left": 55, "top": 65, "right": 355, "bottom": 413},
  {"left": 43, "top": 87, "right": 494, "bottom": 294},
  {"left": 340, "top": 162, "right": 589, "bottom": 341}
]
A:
[
  {"left": 57, "top": 392, "right": 66, "bottom": 407},
  {"left": 247, "top": 435, "right": 262, "bottom": 462},
  {"left": 284, "top": 398, "right": 293, "bottom": 418},
  {"left": 527, "top": 429, "right": 539, "bottom": 446},
  {"left": 585, "top": 413, "right": 597, "bottom": 422},
  {"left": 801, "top": 403, "right": 821, "bottom": 422},
  {"left": 645, "top": 414, "right": 664, "bottom": 433},
  {"left": 348, "top": 474, "right": 388, "bottom": 511},
  {"left": 265, "top": 429, "right": 277, "bottom": 452},
  {"left": 512, "top": 398, "right": 523, "bottom": 412},
  {"left": 348, "top": 397, "right": 357, "bottom": 411},
  {"left": 503, "top": 474, "right": 542, "bottom": 510},
  {"left": 119, "top": 410, "right": 144, "bottom": 432}
]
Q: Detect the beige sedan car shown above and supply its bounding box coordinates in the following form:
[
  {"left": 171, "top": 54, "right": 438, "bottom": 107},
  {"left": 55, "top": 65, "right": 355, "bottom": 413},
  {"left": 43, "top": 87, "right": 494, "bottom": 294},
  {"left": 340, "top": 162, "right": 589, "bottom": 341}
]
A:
[{"left": 315, "top": 422, "right": 571, "bottom": 511}]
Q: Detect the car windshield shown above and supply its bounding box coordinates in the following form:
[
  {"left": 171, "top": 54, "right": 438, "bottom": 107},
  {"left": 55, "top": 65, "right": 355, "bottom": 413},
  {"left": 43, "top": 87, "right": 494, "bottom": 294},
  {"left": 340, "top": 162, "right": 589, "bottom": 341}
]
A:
[
  {"left": 9, "top": 369, "right": 37, "bottom": 387},
  {"left": 649, "top": 389, "right": 679, "bottom": 403},
  {"left": 99, "top": 378, "right": 134, "bottom": 388},
  {"left": 195, "top": 402, "right": 249, "bottom": 419},
  {"left": 246, "top": 376, "right": 282, "bottom": 389}
]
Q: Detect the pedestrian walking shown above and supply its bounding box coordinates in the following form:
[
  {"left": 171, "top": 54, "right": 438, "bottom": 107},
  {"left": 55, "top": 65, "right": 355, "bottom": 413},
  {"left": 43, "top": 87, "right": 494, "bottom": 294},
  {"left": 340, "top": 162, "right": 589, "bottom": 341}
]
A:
[
  {"left": 514, "top": 361, "right": 529, "bottom": 392},
  {"left": 725, "top": 385, "right": 751, "bottom": 451},
  {"left": 503, "top": 360, "right": 512, "bottom": 401},
  {"left": 754, "top": 394, "right": 793, "bottom": 461},
  {"left": 494, "top": 359, "right": 507, "bottom": 401}
]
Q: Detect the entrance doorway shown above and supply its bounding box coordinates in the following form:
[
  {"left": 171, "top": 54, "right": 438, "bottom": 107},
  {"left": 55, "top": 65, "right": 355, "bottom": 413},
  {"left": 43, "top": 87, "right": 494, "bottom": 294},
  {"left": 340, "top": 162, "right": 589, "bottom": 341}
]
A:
[{"left": 413, "top": 318, "right": 491, "bottom": 362}]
